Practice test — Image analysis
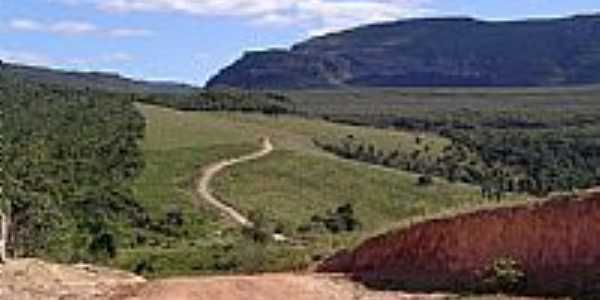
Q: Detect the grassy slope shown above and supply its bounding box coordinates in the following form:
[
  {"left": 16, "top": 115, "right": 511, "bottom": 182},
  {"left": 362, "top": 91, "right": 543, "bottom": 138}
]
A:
[
  {"left": 214, "top": 150, "right": 492, "bottom": 233},
  {"left": 134, "top": 103, "right": 447, "bottom": 215},
  {"left": 133, "top": 103, "right": 257, "bottom": 216},
  {"left": 131, "top": 104, "right": 258, "bottom": 237},
  {"left": 125, "top": 103, "right": 524, "bottom": 276}
]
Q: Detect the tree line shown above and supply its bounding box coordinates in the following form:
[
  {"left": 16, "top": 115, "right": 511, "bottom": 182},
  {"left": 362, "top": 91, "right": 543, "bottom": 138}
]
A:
[
  {"left": 315, "top": 120, "right": 600, "bottom": 198},
  {"left": 136, "top": 89, "right": 294, "bottom": 115}
]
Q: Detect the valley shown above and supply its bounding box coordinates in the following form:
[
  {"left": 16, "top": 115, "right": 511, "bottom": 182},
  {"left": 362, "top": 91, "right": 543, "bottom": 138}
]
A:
[
  {"left": 119, "top": 103, "right": 505, "bottom": 277},
  {"left": 4, "top": 73, "right": 598, "bottom": 298},
  {"left": 2, "top": 10, "right": 600, "bottom": 300}
]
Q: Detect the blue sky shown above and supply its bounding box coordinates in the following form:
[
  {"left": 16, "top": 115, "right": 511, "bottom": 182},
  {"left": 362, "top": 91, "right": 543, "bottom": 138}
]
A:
[{"left": 1, "top": 0, "right": 598, "bottom": 86}]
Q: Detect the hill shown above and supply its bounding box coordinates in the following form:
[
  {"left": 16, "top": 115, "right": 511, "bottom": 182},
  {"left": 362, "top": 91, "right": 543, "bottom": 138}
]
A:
[
  {"left": 1, "top": 72, "right": 149, "bottom": 263},
  {"left": 120, "top": 103, "right": 513, "bottom": 277},
  {"left": 5, "top": 63, "right": 597, "bottom": 299},
  {"left": 0, "top": 60, "right": 196, "bottom": 94},
  {"left": 207, "top": 14, "right": 600, "bottom": 89},
  {"left": 318, "top": 191, "right": 600, "bottom": 297}
]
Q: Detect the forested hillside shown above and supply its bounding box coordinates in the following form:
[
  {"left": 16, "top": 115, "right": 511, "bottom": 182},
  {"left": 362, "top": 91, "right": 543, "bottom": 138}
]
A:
[
  {"left": 208, "top": 14, "right": 600, "bottom": 89},
  {"left": 1, "top": 74, "right": 147, "bottom": 262},
  {"left": 0, "top": 60, "right": 196, "bottom": 94}
]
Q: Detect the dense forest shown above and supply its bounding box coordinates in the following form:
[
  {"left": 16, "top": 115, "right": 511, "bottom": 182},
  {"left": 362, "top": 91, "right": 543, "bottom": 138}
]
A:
[
  {"left": 1, "top": 74, "right": 147, "bottom": 262},
  {"left": 315, "top": 126, "right": 600, "bottom": 197},
  {"left": 136, "top": 89, "right": 294, "bottom": 115}
]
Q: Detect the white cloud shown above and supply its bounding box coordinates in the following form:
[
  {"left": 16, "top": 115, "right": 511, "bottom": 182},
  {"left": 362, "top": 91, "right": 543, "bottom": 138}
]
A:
[
  {"left": 50, "top": 21, "right": 98, "bottom": 35},
  {"left": 8, "top": 19, "right": 44, "bottom": 31},
  {"left": 98, "top": 0, "right": 295, "bottom": 16},
  {"left": 93, "top": 0, "right": 431, "bottom": 35},
  {"left": 0, "top": 48, "right": 135, "bottom": 68},
  {"left": 7, "top": 18, "right": 153, "bottom": 38},
  {"left": 107, "top": 28, "right": 154, "bottom": 38},
  {"left": 252, "top": 13, "right": 296, "bottom": 26},
  {"left": 8, "top": 19, "right": 97, "bottom": 35},
  {"left": 299, "top": 0, "right": 431, "bottom": 35}
]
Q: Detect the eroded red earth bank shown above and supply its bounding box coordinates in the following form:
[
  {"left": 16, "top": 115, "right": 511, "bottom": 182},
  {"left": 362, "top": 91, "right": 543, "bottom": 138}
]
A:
[{"left": 319, "top": 192, "right": 600, "bottom": 297}]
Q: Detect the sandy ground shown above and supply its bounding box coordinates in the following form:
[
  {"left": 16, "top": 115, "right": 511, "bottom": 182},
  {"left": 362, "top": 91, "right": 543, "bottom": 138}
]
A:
[
  {"left": 0, "top": 259, "right": 144, "bottom": 300},
  {"left": 0, "top": 262, "right": 550, "bottom": 300},
  {"left": 126, "top": 274, "right": 452, "bottom": 300}
]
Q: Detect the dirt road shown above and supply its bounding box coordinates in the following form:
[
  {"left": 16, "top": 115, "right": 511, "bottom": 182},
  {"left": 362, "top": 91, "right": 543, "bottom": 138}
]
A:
[
  {"left": 0, "top": 259, "right": 144, "bottom": 300},
  {"left": 197, "top": 137, "right": 273, "bottom": 227},
  {"left": 126, "top": 274, "right": 452, "bottom": 300}
]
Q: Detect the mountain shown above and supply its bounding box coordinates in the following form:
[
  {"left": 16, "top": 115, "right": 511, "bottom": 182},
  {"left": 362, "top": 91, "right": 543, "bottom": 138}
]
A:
[
  {"left": 207, "top": 14, "right": 600, "bottom": 90},
  {"left": 0, "top": 60, "right": 197, "bottom": 94}
]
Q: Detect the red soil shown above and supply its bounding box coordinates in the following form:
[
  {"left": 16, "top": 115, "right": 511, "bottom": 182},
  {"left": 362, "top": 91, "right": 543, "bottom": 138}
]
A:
[{"left": 318, "top": 192, "right": 600, "bottom": 297}]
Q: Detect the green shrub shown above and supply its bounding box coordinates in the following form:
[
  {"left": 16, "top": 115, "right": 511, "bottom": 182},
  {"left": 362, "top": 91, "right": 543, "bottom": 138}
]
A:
[
  {"left": 482, "top": 257, "right": 526, "bottom": 293},
  {"left": 233, "top": 241, "right": 269, "bottom": 274},
  {"left": 417, "top": 175, "right": 434, "bottom": 186},
  {"left": 298, "top": 203, "right": 361, "bottom": 234}
]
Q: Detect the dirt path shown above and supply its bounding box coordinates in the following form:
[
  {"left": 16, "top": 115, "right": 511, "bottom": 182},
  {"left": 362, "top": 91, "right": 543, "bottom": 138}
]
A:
[
  {"left": 126, "top": 274, "right": 453, "bottom": 300},
  {"left": 0, "top": 259, "right": 144, "bottom": 300},
  {"left": 197, "top": 137, "right": 273, "bottom": 228}
]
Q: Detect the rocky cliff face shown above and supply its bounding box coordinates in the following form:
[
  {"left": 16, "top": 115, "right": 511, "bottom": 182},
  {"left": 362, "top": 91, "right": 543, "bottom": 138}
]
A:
[{"left": 207, "top": 14, "right": 600, "bottom": 90}]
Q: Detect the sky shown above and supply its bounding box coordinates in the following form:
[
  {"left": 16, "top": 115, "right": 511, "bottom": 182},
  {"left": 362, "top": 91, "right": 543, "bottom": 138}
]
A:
[{"left": 1, "top": 0, "right": 599, "bottom": 86}]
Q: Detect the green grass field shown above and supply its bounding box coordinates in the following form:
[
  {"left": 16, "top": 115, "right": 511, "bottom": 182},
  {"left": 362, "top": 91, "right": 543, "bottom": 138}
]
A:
[
  {"left": 133, "top": 103, "right": 453, "bottom": 222},
  {"left": 213, "top": 149, "right": 493, "bottom": 234},
  {"left": 122, "top": 103, "right": 525, "bottom": 277}
]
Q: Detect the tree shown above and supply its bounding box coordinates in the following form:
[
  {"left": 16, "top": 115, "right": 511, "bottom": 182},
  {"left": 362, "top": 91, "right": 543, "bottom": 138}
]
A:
[{"left": 417, "top": 175, "right": 434, "bottom": 186}]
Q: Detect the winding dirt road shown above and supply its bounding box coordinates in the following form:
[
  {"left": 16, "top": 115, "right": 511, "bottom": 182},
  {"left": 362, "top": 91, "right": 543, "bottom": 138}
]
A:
[{"left": 197, "top": 137, "right": 273, "bottom": 228}]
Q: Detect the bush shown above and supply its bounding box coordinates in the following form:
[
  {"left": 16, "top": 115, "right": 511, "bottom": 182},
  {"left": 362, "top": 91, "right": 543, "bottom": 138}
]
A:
[
  {"left": 482, "top": 257, "right": 526, "bottom": 293},
  {"left": 417, "top": 175, "right": 434, "bottom": 186},
  {"left": 299, "top": 203, "right": 361, "bottom": 234},
  {"left": 233, "top": 241, "right": 269, "bottom": 274},
  {"left": 243, "top": 210, "right": 271, "bottom": 243}
]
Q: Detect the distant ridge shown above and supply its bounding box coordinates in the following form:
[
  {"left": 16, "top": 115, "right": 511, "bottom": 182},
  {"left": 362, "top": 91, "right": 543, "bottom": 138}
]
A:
[
  {"left": 0, "top": 60, "right": 197, "bottom": 94},
  {"left": 207, "top": 14, "right": 600, "bottom": 90}
]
